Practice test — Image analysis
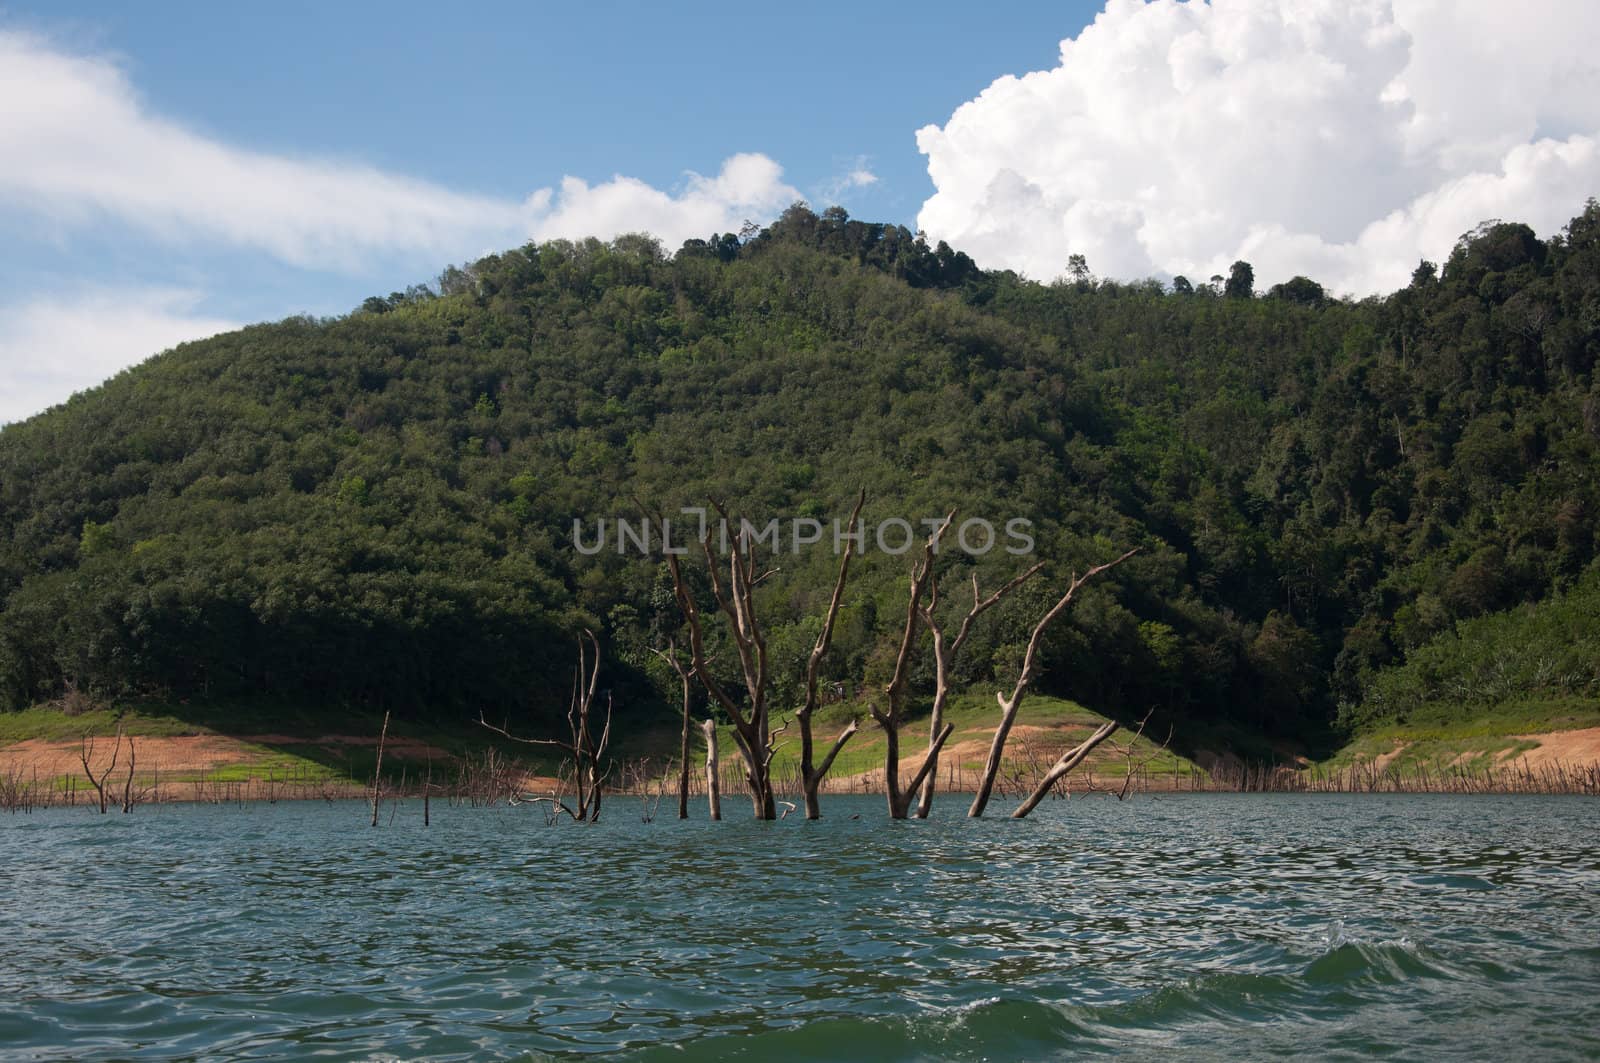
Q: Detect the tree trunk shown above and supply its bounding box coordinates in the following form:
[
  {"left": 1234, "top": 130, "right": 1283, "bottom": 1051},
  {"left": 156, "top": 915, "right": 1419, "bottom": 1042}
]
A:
[
  {"left": 371, "top": 711, "right": 389, "bottom": 827},
  {"left": 677, "top": 692, "right": 692, "bottom": 820},
  {"left": 969, "top": 694, "right": 1021, "bottom": 818},
  {"left": 968, "top": 548, "right": 1138, "bottom": 817},
  {"left": 802, "top": 718, "right": 858, "bottom": 819},
  {"left": 914, "top": 660, "right": 949, "bottom": 819},
  {"left": 881, "top": 711, "right": 903, "bottom": 819},
  {"left": 702, "top": 718, "right": 721, "bottom": 821},
  {"left": 1012, "top": 720, "right": 1118, "bottom": 818}
]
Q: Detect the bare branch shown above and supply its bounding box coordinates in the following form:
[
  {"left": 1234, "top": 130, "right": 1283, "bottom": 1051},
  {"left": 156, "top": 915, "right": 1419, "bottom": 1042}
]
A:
[{"left": 970, "top": 546, "right": 1140, "bottom": 817}]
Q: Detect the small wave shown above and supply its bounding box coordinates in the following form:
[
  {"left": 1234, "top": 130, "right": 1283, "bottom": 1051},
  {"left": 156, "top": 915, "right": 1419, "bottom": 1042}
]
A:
[
  {"left": 616, "top": 999, "right": 1104, "bottom": 1062},
  {"left": 1306, "top": 920, "right": 1463, "bottom": 987}
]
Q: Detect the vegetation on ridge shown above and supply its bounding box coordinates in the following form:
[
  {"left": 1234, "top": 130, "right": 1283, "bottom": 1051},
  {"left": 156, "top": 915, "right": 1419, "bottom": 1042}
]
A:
[{"left": 2, "top": 201, "right": 1599, "bottom": 757}]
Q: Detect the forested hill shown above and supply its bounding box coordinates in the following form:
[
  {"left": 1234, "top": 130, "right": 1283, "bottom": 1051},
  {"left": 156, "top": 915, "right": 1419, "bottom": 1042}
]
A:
[{"left": 2, "top": 201, "right": 1598, "bottom": 752}]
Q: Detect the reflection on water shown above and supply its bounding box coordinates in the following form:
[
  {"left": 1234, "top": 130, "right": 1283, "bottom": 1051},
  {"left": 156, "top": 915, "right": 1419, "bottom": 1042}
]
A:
[{"left": 2, "top": 793, "right": 1598, "bottom": 1060}]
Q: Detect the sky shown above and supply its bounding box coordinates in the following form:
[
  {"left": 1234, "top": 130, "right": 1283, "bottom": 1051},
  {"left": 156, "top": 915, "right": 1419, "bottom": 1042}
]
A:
[{"left": 1, "top": 0, "right": 1597, "bottom": 425}]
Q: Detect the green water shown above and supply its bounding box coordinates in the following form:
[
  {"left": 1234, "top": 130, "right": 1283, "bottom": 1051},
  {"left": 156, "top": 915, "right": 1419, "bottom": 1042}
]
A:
[{"left": 1, "top": 793, "right": 1597, "bottom": 1060}]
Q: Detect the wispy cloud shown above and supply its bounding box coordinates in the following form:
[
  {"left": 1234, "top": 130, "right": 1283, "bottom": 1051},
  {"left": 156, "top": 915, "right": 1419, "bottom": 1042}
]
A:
[
  {"left": 814, "top": 157, "right": 879, "bottom": 207},
  {"left": 0, "top": 30, "right": 806, "bottom": 273},
  {"left": 0, "top": 29, "right": 810, "bottom": 423},
  {"left": 0, "top": 30, "right": 533, "bottom": 271},
  {"left": 0, "top": 287, "right": 238, "bottom": 425}
]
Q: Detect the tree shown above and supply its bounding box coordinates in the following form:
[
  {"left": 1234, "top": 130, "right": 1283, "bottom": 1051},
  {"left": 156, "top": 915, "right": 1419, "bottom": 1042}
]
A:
[
  {"left": 1225, "top": 260, "right": 1255, "bottom": 300},
  {"left": 794, "top": 491, "right": 867, "bottom": 819},
  {"left": 909, "top": 516, "right": 1043, "bottom": 817},
  {"left": 480, "top": 632, "right": 612, "bottom": 822},
  {"left": 649, "top": 637, "right": 698, "bottom": 820},
  {"left": 1267, "top": 276, "right": 1326, "bottom": 306},
  {"left": 969, "top": 548, "right": 1139, "bottom": 817},
  {"left": 666, "top": 499, "right": 862, "bottom": 820}
]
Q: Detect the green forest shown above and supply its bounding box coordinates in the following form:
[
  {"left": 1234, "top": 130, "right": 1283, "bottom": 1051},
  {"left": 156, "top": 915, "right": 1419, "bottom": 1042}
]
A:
[{"left": 3, "top": 200, "right": 1599, "bottom": 757}]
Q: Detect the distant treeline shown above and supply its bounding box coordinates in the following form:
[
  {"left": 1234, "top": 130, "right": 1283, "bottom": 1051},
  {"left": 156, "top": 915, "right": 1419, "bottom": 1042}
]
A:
[{"left": 1, "top": 200, "right": 1597, "bottom": 746}]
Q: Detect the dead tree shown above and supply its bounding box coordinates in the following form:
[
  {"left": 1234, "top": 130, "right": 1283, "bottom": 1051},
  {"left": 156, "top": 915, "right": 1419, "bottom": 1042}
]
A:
[
  {"left": 969, "top": 548, "right": 1139, "bottom": 817},
  {"left": 120, "top": 735, "right": 138, "bottom": 813},
  {"left": 873, "top": 520, "right": 951, "bottom": 819},
  {"left": 867, "top": 515, "right": 1042, "bottom": 819},
  {"left": 78, "top": 726, "right": 124, "bottom": 815},
  {"left": 795, "top": 490, "right": 865, "bottom": 819},
  {"left": 481, "top": 630, "right": 613, "bottom": 822},
  {"left": 1012, "top": 720, "right": 1118, "bottom": 817},
  {"left": 702, "top": 717, "right": 722, "bottom": 820},
  {"left": 912, "top": 518, "right": 1044, "bottom": 818},
  {"left": 665, "top": 502, "right": 782, "bottom": 820},
  {"left": 370, "top": 710, "right": 390, "bottom": 827},
  {"left": 649, "top": 638, "right": 696, "bottom": 820}
]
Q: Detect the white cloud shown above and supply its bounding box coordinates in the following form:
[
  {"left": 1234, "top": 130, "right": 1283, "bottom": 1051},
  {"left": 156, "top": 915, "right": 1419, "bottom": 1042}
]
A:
[
  {"left": 0, "top": 30, "right": 535, "bottom": 271},
  {"left": 814, "top": 158, "right": 880, "bottom": 206},
  {"left": 0, "top": 288, "right": 237, "bottom": 425},
  {"left": 528, "top": 153, "right": 800, "bottom": 247},
  {"left": 915, "top": 0, "right": 1600, "bottom": 294},
  {"left": 0, "top": 30, "right": 801, "bottom": 271},
  {"left": 0, "top": 29, "right": 806, "bottom": 421}
]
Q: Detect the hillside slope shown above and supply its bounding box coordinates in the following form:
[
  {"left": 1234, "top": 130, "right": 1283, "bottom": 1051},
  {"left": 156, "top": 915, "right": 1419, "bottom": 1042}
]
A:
[{"left": 2, "top": 202, "right": 1598, "bottom": 752}]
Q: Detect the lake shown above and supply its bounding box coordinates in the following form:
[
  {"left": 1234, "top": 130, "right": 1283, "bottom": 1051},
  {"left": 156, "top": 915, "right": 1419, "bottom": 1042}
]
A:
[{"left": 2, "top": 793, "right": 1597, "bottom": 1060}]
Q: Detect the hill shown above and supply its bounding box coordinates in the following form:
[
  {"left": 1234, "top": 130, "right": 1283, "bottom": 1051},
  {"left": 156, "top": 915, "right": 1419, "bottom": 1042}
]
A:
[{"left": 2, "top": 201, "right": 1599, "bottom": 756}]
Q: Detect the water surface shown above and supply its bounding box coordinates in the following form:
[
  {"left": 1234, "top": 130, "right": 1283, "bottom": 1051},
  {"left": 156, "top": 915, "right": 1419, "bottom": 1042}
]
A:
[{"left": 2, "top": 793, "right": 1597, "bottom": 1060}]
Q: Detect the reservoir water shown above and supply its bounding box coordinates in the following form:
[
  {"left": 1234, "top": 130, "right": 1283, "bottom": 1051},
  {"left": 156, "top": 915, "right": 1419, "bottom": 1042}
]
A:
[{"left": 2, "top": 793, "right": 1597, "bottom": 1060}]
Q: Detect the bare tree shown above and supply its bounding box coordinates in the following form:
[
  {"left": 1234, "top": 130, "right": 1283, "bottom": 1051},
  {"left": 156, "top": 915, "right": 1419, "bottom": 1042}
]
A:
[
  {"left": 868, "top": 515, "right": 1045, "bottom": 819},
  {"left": 795, "top": 490, "right": 865, "bottom": 819},
  {"left": 1011, "top": 719, "right": 1118, "bottom": 817},
  {"left": 873, "top": 519, "right": 951, "bottom": 820},
  {"left": 665, "top": 502, "right": 780, "bottom": 819},
  {"left": 649, "top": 638, "right": 696, "bottom": 820},
  {"left": 912, "top": 518, "right": 1044, "bottom": 818},
  {"left": 120, "top": 735, "right": 138, "bottom": 813},
  {"left": 370, "top": 710, "right": 390, "bottom": 827},
  {"left": 78, "top": 726, "right": 124, "bottom": 815},
  {"left": 969, "top": 548, "right": 1139, "bottom": 817},
  {"left": 481, "top": 630, "right": 613, "bottom": 822}
]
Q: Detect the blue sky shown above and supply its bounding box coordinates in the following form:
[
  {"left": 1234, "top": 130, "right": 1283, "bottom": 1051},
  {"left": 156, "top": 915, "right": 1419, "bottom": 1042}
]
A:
[
  {"left": 1, "top": 2, "right": 1099, "bottom": 320},
  {"left": 1, "top": 1, "right": 1596, "bottom": 423}
]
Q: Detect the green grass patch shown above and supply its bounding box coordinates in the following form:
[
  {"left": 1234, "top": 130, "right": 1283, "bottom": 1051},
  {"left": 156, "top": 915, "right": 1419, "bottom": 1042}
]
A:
[
  {"left": 691, "top": 693, "right": 1199, "bottom": 782},
  {"left": 1318, "top": 698, "right": 1600, "bottom": 773}
]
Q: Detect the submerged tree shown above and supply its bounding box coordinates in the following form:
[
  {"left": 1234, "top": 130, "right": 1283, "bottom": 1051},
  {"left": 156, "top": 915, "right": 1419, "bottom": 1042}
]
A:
[
  {"left": 875, "top": 513, "right": 1044, "bottom": 819},
  {"left": 649, "top": 637, "right": 697, "bottom": 820},
  {"left": 666, "top": 497, "right": 865, "bottom": 820},
  {"left": 969, "top": 547, "right": 1140, "bottom": 818},
  {"left": 794, "top": 491, "right": 867, "bottom": 819},
  {"left": 910, "top": 519, "right": 1044, "bottom": 818},
  {"left": 481, "top": 630, "right": 612, "bottom": 822}
]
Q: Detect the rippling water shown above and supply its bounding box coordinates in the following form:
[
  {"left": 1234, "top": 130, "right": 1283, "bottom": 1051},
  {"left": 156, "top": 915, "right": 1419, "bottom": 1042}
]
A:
[{"left": 2, "top": 793, "right": 1597, "bottom": 1060}]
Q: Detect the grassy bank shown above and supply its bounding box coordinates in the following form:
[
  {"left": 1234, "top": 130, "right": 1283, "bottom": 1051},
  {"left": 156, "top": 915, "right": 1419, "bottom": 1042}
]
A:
[{"left": 1321, "top": 697, "right": 1600, "bottom": 773}]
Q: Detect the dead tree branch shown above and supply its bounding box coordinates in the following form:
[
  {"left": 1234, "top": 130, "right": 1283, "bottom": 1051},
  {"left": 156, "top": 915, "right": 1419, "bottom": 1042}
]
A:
[
  {"left": 796, "top": 489, "right": 865, "bottom": 819},
  {"left": 970, "top": 547, "right": 1139, "bottom": 817},
  {"left": 479, "top": 630, "right": 612, "bottom": 821},
  {"left": 913, "top": 522, "right": 1044, "bottom": 818}
]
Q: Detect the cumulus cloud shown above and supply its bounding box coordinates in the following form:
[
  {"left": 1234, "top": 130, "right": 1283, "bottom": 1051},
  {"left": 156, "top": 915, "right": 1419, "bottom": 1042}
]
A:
[
  {"left": 0, "top": 288, "right": 237, "bottom": 425},
  {"left": 528, "top": 154, "right": 800, "bottom": 247},
  {"left": 915, "top": 0, "right": 1600, "bottom": 294}
]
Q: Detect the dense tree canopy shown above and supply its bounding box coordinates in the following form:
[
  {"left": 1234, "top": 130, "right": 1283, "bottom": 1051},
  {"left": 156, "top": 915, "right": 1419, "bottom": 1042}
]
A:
[{"left": 2, "top": 201, "right": 1598, "bottom": 749}]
